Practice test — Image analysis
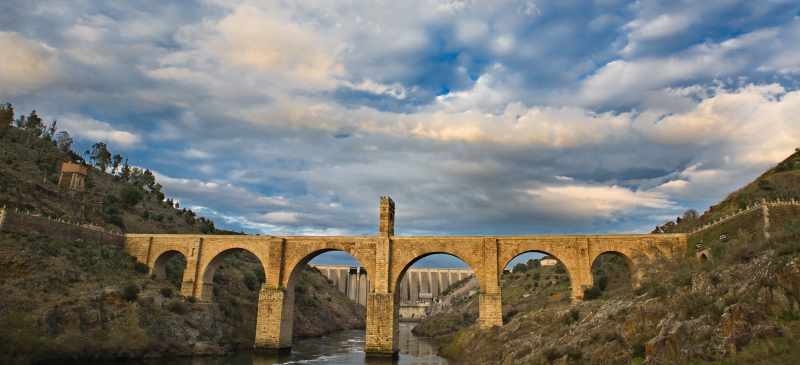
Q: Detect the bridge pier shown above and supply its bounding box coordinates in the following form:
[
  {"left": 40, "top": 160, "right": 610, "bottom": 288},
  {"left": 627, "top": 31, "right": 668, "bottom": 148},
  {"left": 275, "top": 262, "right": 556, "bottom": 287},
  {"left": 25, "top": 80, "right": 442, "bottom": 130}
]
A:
[
  {"left": 366, "top": 293, "right": 399, "bottom": 357},
  {"left": 479, "top": 293, "right": 503, "bottom": 328},
  {"left": 181, "top": 253, "right": 201, "bottom": 298},
  {"left": 254, "top": 286, "right": 294, "bottom": 351}
]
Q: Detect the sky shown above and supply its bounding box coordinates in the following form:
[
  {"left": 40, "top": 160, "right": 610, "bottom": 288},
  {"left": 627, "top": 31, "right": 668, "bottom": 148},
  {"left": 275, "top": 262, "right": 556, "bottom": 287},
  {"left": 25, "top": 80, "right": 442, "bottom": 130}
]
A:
[{"left": 2, "top": 0, "right": 800, "bottom": 269}]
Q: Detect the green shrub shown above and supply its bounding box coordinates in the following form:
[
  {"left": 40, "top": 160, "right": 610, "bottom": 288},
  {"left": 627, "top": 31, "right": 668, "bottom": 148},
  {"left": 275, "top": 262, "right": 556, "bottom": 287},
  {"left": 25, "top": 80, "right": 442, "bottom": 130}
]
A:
[
  {"left": 160, "top": 287, "right": 173, "bottom": 298},
  {"left": 134, "top": 261, "right": 149, "bottom": 274},
  {"left": 243, "top": 274, "right": 258, "bottom": 291},
  {"left": 119, "top": 187, "right": 142, "bottom": 207},
  {"left": 123, "top": 283, "right": 140, "bottom": 302},
  {"left": 583, "top": 286, "right": 602, "bottom": 300},
  {"left": 109, "top": 214, "right": 124, "bottom": 228},
  {"left": 166, "top": 299, "right": 188, "bottom": 314}
]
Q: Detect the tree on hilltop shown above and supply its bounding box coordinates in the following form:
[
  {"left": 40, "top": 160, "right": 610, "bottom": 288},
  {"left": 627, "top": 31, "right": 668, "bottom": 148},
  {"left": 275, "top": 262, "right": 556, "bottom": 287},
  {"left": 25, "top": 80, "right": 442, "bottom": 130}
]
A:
[
  {"left": 111, "top": 154, "right": 123, "bottom": 174},
  {"left": 55, "top": 131, "right": 73, "bottom": 151},
  {"left": 18, "top": 110, "right": 46, "bottom": 146},
  {"left": 90, "top": 142, "right": 112, "bottom": 171},
  {"left": 119, "top": 158, "right": 131, "bottom": 181},
  {"left": 42, "top": 120, "right": 57, "bottom": 141},
  {"left": 0, "top": 103, "right": 13, "bottom": 138}
]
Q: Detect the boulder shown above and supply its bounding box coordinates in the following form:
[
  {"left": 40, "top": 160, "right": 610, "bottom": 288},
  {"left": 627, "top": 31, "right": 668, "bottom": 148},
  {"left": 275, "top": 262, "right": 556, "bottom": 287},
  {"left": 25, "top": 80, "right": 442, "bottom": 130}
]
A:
[
  {"left": 645, "top": 316, "right": 711, "bottom": 362},
  {"left": 773, "top": 259, "right": 800, "bottom": 306},
  {"left": 721, "top": 332, "right": 754, "bottom": 355},
  {"left": 719, "top": 304, "right": 762, "bottom": 336}
]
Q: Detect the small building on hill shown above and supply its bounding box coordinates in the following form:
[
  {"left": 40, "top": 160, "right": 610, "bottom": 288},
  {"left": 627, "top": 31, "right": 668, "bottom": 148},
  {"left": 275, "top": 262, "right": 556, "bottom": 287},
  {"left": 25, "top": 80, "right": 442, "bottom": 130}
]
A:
[
  {"left": 58, "top": 163, "right": 87, "bottom": 192},
  {"left": 541, "top": 258, "right": 558, "bottom": 266}
]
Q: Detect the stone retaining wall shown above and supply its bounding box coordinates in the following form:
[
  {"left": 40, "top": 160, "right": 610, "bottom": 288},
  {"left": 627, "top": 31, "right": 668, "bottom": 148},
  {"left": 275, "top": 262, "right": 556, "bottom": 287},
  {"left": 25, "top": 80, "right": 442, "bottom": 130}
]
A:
[{"left": 0, "top": 206, "right": 124, "bottom": 248}]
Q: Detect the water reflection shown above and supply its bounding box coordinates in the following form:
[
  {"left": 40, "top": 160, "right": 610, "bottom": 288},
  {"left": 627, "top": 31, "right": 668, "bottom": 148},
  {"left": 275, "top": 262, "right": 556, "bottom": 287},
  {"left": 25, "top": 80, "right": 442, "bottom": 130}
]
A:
[{"left": 106, "top": 323, "right": 445, "bottom": 365}]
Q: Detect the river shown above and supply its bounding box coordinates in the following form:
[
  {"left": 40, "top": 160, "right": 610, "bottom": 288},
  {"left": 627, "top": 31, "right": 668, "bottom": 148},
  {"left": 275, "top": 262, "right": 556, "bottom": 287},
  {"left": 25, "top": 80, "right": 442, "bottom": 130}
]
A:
[{"left": 106, "top": 323, "right": 447, "bottom": 365}]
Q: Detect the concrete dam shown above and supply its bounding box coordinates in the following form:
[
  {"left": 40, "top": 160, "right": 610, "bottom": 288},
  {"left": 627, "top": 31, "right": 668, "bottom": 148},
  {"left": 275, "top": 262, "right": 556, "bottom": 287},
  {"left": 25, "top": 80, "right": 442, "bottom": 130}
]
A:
[{"left": 311, "top": 265, "right": 474, "bottom": 319}]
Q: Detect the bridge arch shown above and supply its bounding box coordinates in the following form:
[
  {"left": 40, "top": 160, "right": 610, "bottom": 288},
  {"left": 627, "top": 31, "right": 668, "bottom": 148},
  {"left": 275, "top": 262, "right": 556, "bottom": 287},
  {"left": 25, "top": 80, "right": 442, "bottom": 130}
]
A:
[
  {"left": 502, "top": 250, "right": 576, "bottom": 291},
  {"left": 499, "top": 241, "right": 588, "bottom": 302},
  {"left": 284, "top": 248, "right": 372, "bottom": 294},
  {"left": 394, "top": 253, "right": 482, "bottom": 299},
  {"left": 388, "top": 238, "right": 497, "bottom": 329},
  {"left": 151, "top": 250, "right": 185, "bottom": 280},
  {"left": 393, "top": 252, "right": 483, "bottom": 296},
  {"left": 195, "top": 244, "right": 269, "bottom": 302},
  {"left": 146, "top": 242, "right": 192, "bottom": 275},
  {"left": 588, "top": 251, "right": 634, "bottom": 296},
  {"left": 389, "top": 238, "right": 487, "bottom": 295},
  {"left": 279, "top": 240, "right": 375, "bottom": 292},
  {"left": 588, "top": 246, "right": 640, "bottom": 289}
]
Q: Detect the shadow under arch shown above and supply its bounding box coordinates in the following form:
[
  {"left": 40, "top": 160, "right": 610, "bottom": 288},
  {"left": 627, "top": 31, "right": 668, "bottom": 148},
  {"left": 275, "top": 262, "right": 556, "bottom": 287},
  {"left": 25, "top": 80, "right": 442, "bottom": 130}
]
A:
[
  {"left": 199, "top": 248, "right": 267, "bottom": 302},
  {"left": 589, "top": 251, "right": 635, "bottom": 292},
  {"left": 501, "top": 250, "right": 576, "bottom": 297},
  {"left": 151, "top": 250, "right": 185, "bottom": 280}
]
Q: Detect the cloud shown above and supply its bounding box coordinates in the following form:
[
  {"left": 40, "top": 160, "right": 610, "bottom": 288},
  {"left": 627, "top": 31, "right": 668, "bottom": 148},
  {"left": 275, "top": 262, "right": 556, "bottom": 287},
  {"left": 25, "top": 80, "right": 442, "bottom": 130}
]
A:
[
  {"left": 342, "top": 79, "right": 412, "bottom": 99},
  {"left": 3, "top": 0, "right": 800, "bottom": 240},
  {"left": 634, "top": 84, "right": 800, "bottom": 165},
  {"left": 214, "top": 4, "right": 343, "bottom": 87},
  {"left": 154, "top": 173, "right": 290, "bottom": 211},
  {"left": 526, "top": 184, "right": 674, "bottom": 220},
  {"left": 0, "top": 31, "right": 59, "bottom": 95},
  {"left": 58, "top": 113, "right": 141, "bottom": 149}
]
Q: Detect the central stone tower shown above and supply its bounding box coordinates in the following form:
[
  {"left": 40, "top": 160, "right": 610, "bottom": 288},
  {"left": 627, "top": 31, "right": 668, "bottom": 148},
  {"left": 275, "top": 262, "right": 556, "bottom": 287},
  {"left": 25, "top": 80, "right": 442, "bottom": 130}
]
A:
[
  {"left": 379, "top": 196, "right": 395, "bottom": 237},
  {"left": 368, "top": 196, "right": 399, "bottom": 357}
]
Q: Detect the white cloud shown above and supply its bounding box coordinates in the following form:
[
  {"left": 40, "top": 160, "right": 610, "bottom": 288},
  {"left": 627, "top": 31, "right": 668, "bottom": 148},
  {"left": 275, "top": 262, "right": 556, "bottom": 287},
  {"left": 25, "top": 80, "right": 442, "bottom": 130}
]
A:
[
  {"left": 181, "top": 149, "right": 213, "bottom": 159},
  {"left": 58, "top": 113, "right": 141, "bottom": 149},
  {"left": 526, "top": 184, "right": 674, "bottom": 220},
  {"left": 634, "top": 84, "right": 800, "bottom": 165},
  {"left": 0, "top": 31, "right": 59, "bottom": 95},
  {"left": 213, "top": 4, "right": 344, "bottom": 87},
  {"left": 256, "top": 212, "right": 301, "bottom": 224},
  {"left": 343, "top": 79, "right": 411, "bottom": 99},
  {"left": 154, "top": 173, "right": 290, "bottom": 211}
]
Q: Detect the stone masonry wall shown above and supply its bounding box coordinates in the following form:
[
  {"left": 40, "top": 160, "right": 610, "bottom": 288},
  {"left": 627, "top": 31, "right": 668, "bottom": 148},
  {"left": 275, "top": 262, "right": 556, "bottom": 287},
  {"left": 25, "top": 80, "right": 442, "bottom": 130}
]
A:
[
  {"left": 687, "top": 202, "right": 800, "bottom": 252},
  {"left": 0, "top": 207, "right": 124, "bottom": 248}
]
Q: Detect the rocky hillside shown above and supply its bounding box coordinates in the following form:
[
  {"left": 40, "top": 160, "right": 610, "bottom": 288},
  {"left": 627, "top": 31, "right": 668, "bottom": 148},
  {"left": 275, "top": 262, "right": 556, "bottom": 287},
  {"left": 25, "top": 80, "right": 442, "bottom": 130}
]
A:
[
  {"left": 0, "top": 124, "right": 214, "bottom": 234},
  {"left": 0, "top": 229, "right": 365, "bottom": 364},
  {"left": 436, "top": 218, "right": 800, "bottom": 364},
  {"left": 413, "top": 259, "right": 579, "bottom": 343}
]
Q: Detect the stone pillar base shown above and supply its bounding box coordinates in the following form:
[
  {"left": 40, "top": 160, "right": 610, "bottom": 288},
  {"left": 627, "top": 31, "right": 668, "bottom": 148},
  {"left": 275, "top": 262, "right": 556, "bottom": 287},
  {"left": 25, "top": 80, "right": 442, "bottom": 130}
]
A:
[
  {"left": 479, "top": 293, "right": 502, "bottom": 328},
  {"left": 180, "top": 280, "right": 195, "bottom": 298},
  {"left": 254, "top": 286, "right": 294, "bottom": 350},
  {"left": 366, "top": 293, "right": 398, "bottom": 356}
]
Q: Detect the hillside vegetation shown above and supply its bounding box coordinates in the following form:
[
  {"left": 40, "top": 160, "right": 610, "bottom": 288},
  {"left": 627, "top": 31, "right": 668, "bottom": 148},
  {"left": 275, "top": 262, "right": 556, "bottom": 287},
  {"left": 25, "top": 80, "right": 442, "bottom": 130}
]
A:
[
  {"left": 654, "top": 149, "right": 800, "bottom": 234},
  {"left": 0, "top": 107, "right": 215, "bottom": 234},
  {"left": 435, "top": 217, "right": 800, "bottom": 364},
  {"left": 0, "top": 231, "right": 366, "bottom": 364}
]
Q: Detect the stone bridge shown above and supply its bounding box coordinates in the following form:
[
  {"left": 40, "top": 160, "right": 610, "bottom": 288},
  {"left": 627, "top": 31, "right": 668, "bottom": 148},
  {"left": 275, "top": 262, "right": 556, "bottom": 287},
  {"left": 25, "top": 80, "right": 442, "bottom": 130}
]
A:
[{"left": 124, "top": 197, "right": 686, "bottom": 357}]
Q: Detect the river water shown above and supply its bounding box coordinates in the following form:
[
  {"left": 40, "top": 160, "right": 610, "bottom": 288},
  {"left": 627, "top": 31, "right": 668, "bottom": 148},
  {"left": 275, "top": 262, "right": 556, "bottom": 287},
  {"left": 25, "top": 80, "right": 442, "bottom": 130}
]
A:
[{"left": 111, "top": 323, "right": 447, "bottom": 365}]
